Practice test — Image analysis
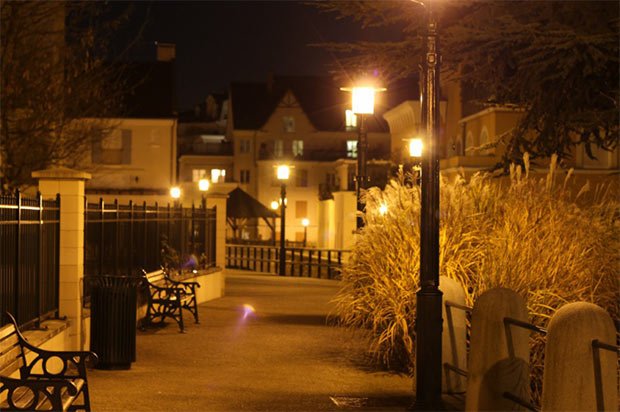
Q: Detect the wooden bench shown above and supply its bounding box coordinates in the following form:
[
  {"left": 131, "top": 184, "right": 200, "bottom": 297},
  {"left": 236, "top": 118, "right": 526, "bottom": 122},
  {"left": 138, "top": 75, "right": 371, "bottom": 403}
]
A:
[
  {"left": 141, "top": 268, "right": 200, "bottom": 333},
  {"left": 0, "top": 313, "right": 97, "bottom": 411}
]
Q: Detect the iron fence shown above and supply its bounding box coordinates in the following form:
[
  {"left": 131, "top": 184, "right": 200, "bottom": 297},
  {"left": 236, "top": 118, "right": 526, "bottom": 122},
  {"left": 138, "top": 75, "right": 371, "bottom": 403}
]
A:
[
  {"left": 84, "top": 200, "right": 216, "bottom": 301},
  {"left": 225, "top": 244, "right": 349, "bottom": 280},
  {"left": 0, "top": 191, "right": 60, "bottom": 327}
]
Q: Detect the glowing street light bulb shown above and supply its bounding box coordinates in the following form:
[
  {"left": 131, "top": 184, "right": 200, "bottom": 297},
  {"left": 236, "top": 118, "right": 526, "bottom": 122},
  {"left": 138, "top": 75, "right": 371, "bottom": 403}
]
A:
[
  {"left": 379, "top": 203, "right": 388, "bottom": 216},
  {"left": 276, "top": 164, "right": 290, "bottom": 180},
  {"left": 352, "top": 87, "right": 376, "bottom": 115},
  {"left": 198, "top": 178, "right": 210, "bottom": 192},
  {"left": 410, "top": 138, "right": 423, "bottom": 158},
  {"left": 270, "top": 200, "right": 279, "bottom": 210},
  {"left": 170, "top": 186, "right": 181, "bottom": 199},
  {"left": 301, "top": 218, "right": 309, "bottom": 227}
]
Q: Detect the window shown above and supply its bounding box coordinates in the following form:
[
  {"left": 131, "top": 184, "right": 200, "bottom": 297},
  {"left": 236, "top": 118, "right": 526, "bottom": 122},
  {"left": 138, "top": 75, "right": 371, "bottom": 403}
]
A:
[
  {"left": 282, "top": 116, "right": 295, "bottom": 132},
  {"left": 292, "top": 140, "right": 304, "bottom": 157},
  {"left": 296, "top": 169, "right": 308, "bottom": 187},
  {"left": 345, "top": 109, "right": 357, "bottom": 130},
  {"left": 211, "top": 168, "right": 226, "bottom": 183},
  {"left": 93, "top": 129, "right": 132, "bottom": 165},
  {"left": 240, "top": 169, "right": 250, "bottom": 183},
  {"left": 274, "top": 140, "right": 284, "bottom": 158},
  {"left": 192, "top": 169, "right": 207, "bottom": 182},
  {"left": 295, "top": 201, "right": 307, "bottom": 219},
  {"left": 239, "top": 139, "right": 251, "bottom": 154},
  {"left": 326, "top": 173, "right": 336, "bottom": 188},
  {"left": 347, "top": 140, "right": 358, "bottom": 158}
]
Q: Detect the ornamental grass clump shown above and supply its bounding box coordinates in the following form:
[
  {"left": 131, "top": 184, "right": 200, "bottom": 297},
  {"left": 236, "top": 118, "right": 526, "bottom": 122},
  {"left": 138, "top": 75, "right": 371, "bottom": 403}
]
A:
[{"left": 335, "top": 155, "right": 620, "bottom": 388}]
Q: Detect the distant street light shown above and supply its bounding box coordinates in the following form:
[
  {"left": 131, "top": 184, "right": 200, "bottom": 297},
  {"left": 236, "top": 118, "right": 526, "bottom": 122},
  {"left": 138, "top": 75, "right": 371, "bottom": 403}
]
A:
[
  {"left": 270, "top": 200, "right": 279, "bottom": 210},
  {"left": 198, "top": 178, "right": 210, "bottom": 207},
  {"left": 277, "top": 164, "right": 290, "bottom": 276},
  {"left": 341, "top": 83, "right": 386, "bottom": 230},
  {"left": 409, "top": 138, "right": 423, "bottom": 158},
  {"left": 170, "top": 186, "right": 181, "bottom": 200},
  {"left": 301, "top": 218, "right": 309, "bottom": 247}
]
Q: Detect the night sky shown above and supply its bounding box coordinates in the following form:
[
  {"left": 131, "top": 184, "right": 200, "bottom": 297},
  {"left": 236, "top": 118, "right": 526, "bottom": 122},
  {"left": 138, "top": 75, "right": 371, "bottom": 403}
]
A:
[{"left": 119, "top": 1, "right": 404, "bottom": 111}]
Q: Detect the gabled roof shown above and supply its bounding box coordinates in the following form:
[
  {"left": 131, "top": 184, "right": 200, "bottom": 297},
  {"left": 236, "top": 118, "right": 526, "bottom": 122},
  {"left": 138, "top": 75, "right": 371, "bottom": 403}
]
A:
[
  {"left": 230, "top": 75, "right": 419, "bottom": 133},
  {"left": 226, "top": 187, "right": 278, "bottom": 219}
]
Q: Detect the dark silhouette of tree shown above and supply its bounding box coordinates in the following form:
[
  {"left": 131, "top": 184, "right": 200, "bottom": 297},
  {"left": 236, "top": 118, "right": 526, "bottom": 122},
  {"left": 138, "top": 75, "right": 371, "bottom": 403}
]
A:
[
  {"left": 0, "top": 1, "right": 141, "bottom": 192},
  {"left": 311, "top": 1, "right": 619, "bottom": 167}
]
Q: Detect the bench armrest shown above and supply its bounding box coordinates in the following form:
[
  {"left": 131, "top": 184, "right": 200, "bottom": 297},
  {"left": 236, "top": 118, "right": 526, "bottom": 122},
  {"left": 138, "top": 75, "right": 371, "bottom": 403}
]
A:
[
  {"left": 5, "top": 313, "right": 97, "bottom": 380},
  {"left": 0, "top": 374, "right": 79, "bottom": 411},
  {"left": 166, "top": 277, "right": 200, "bottom": 292}
]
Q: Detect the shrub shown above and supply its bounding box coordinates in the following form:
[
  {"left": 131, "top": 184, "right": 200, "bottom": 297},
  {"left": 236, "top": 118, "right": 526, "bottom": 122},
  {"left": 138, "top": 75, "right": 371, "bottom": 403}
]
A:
[{"left": 335, "top": 155, "right": 619, "bottom": 396}]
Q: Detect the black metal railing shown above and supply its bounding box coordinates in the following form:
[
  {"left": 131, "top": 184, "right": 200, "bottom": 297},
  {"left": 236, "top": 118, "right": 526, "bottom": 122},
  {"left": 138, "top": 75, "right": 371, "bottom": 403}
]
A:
[
  {"left": 225, "top": 244, "right": 349, "bottom": 280},
  {"left": 84, "top": 200, "right": 216, "bottom": 301},
  {"left": 0, "top": 191, "right": 60, "bottom": 327}
]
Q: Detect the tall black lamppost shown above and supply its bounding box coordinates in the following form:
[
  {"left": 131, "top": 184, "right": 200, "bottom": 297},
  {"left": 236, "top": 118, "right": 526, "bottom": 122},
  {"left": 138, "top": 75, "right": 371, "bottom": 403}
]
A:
[
  {"left": 277, "top": 164, "right": 290, "bottom": 276},
  {"left": 342, "top": 85, "right": 384, "bottom": 230},
  {"left": 414, "top": 0, "right": 443, "bottom": 410}
]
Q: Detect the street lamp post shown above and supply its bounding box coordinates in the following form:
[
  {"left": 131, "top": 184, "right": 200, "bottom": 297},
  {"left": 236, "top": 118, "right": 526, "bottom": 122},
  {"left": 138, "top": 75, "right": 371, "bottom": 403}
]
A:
[
  {"left": 342, "top": 85, "right": 385, "bottom": 230},
  {"left": 277, "top": 165, "right": 290, "bottom": 276},
  {"left": 414, "top": 1, "right": 443, "bottom": 410},
  {"left": 198, "top": 178, "right": 210, "bottom": 208},
  {"left": 301, "top": 218, "right": 309, "bottom": 247}
]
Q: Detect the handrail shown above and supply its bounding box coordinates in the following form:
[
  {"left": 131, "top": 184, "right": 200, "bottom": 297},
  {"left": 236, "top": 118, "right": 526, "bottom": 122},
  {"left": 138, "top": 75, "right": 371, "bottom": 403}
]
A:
[
  {"left": 503, "top": 392, "right": 539, "bottom": 412},
  {"left": 444, "top": 300, "right": 472, "bottom": 312},
  {"left": 592, "top": 339, "right": 620, "bottom": 353},
  {"left": 504, "top": 317, "right": 547, "bottom": 335},
  {"left": 443, "top": 362, "right": 467, "bottom": 377}
]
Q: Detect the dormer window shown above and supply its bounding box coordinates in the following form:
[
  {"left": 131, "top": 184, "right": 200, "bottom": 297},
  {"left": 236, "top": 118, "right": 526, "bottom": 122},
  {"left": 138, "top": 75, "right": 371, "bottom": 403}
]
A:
[{"left": 282, "top": 116, "right": 295, "bottom": 132}]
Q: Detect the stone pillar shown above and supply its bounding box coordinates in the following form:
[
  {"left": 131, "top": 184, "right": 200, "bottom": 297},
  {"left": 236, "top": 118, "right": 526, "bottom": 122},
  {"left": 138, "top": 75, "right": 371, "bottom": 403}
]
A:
[
  {"left": 542, "top": 302, "right": 617, "bottom": 412},
  {"left": 466, "top": 288, "right": 530, "bottom": 411},
  {"left": 438, "top": 276, "right": 467, "bottom": 394},
  {"left": 206, "top": 192, "right": 228, "bottom": 270},
  {"left": 32, "top": 167, "right": 91, "bottom": 351}
]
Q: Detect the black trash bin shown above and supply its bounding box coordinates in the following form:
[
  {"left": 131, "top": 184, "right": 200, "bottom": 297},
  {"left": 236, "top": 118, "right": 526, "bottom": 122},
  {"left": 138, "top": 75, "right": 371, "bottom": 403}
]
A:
[{"left": 89, "top": 275, "right": 141, "bottom": 370}]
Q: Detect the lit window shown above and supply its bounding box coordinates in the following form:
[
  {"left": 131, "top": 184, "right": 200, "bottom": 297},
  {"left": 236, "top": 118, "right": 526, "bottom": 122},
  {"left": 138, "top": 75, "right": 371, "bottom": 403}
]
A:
[
  {"left": 347, "top": 140, "right": 358, "bottom": 158},
  {"left": 274, "top": 140, "right": 284, "bottom": 158},
  {"left": 282, "top": 116, "right": 295, "bottom": 132},
  {"left": 239, "top": 139, "right": 251, "bottom": 154},
  {"left": 240, "top": 169, "right": 250, "bottom": 183},
  {"left": 292, "top": 140, "right": 304, "bottom": 157},
  {"left": 345, "top": 109, "right": 357, "bottom": 129},
  {"left": 211, "top": 169, "right": 226, "bottom": 183},
  {"left": 192, "top": 169, "right": 207, "bottom": 182}
]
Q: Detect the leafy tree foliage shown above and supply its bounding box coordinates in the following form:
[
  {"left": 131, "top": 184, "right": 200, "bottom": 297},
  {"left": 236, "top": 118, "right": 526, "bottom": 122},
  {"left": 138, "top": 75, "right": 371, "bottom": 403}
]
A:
[
  {"left": 0, "top": 1, "right": 136, "bottom": 192},
  {"left": 311, "top": 1, "right": 619, "bottom": 167}
]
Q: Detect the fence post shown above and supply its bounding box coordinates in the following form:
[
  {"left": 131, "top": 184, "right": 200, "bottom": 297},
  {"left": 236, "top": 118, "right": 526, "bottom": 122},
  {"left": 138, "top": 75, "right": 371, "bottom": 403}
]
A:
[
  {"left": 465, "top": 288, "right": 530, "bottom": 411},
  {"left": 541, "top": 302, "right": 618, "bottom": 412},
  {"left": 33, "top": 167, "right": 91, "bottom": 351},
  {"left": 438, "top": 276, "right": 468, "bottom": 394},
  {"left": 14, "top": 190, "right": 21, "bottom": 321},
  {"left": 205, "top": 192, "right": 228, "bottom": 270}
]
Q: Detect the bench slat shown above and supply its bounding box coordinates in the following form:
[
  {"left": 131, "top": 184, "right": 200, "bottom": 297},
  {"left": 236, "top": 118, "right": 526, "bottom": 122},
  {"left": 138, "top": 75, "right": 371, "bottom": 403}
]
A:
[{"left": 0, "top": 333, "right": 19, "bottom": 354}]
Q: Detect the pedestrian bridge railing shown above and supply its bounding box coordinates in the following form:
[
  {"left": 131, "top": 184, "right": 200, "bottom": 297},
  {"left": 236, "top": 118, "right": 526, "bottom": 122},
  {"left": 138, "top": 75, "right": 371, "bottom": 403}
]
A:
[
  {"left": 225, "top": 243, "right": 349, "bottom": 280},
  {"left": 440, "top": 285, "right": 620, "bottom": 412}
]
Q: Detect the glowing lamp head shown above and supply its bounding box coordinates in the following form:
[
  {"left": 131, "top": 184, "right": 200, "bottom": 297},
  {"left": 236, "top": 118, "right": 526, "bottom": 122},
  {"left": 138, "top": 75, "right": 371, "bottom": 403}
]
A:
[
  {"left": 301, "top": 218, "right": 309, "bottom": 227},
  {"left": 270, "top": 200, "right": 279, "bottom": 210},
  {"left": 198, "top": 178, "right": 210, "bottom": 192},
  {"left": 409, "top": 138, "right": 423, "bottom": 158},
  {"left": 170, "top": 186, "right": 181, "bottom": 199},
  {"left": 379, "top": 203, "right": 388, "bottom": 216},
  {"left": 276, "top": 164, "right": 290, "bottom": 181},
  {"left": 351, "top": 87, "right": 376, "bottom": 115}
]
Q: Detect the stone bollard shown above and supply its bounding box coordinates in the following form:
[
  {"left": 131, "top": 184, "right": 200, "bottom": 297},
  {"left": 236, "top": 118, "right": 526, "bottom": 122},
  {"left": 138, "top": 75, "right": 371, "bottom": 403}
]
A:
[
  {"left": 465, "top": 288, "right": 530, "bottom": 411},
  {"left": 541, "top": 302, "right": 618, "bottom": 412},
  {"left": 439, "top": 276, "right": 468, "bottom": 394}
]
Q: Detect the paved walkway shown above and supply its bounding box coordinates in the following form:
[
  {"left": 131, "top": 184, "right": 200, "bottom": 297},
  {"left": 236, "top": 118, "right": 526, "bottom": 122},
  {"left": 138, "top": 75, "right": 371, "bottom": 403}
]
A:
[{"left": 88, "top": 271, "right": 418, "bottom": 411}]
